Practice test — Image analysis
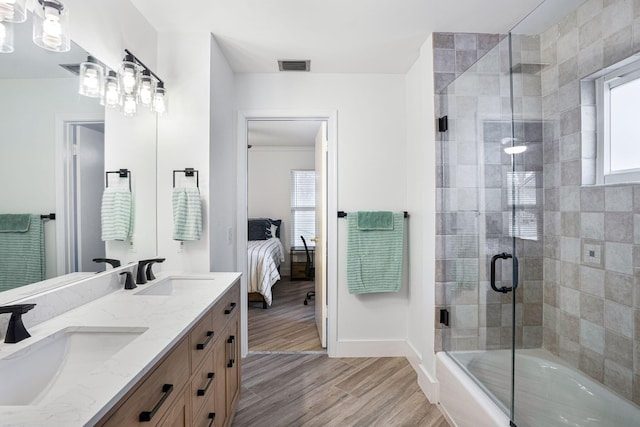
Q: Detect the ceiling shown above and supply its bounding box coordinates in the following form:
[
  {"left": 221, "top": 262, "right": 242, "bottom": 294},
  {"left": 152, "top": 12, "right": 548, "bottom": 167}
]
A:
[
  {"left": 129, "top": 0, "right": 545, "bottom": 74},
  {"left": 248, "top": 120, "right": 321, "bottom": 147}
]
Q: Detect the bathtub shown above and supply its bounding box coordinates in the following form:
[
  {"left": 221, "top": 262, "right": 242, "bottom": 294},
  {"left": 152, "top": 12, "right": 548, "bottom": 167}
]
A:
[{"left": 437, "top": 349, "right": 640, "bottom": 427}]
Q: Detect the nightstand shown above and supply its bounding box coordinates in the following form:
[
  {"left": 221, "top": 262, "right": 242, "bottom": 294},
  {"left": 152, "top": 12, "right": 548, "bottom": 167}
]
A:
[{"left": 290, "top": 246, "right": 314, "bottom": 280}]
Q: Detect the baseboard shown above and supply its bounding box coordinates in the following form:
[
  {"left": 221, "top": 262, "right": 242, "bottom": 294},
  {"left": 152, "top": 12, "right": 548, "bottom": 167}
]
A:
[
  {"left": 332, "top": 339, "right": 409, "bottom": 358},
  {"left": 406, "top": 341, "right": 439, "bottom": 404}
]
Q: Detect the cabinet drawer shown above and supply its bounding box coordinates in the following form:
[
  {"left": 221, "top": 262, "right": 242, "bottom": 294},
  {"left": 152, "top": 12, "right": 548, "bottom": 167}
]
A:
[
  {"left": 211, "top": 280, "right": 240, "bottom": 331},
  {"left": 190, "top": 347, "right": 215, "bottom": 420},
  {"left": 190, "top": 310, "right": 214, "bottom": 372},
  {"left": 102, "top": 338, "right": 189, "bottom": 426},
  {"left": 291, "top": 263, "right": 306, "bottom": 279},
  {"left": 159, "top": 387, "right": 190, "bottom": 427},
  {"left": 193, "top": 408, "right": 218, "bottom": 427}
]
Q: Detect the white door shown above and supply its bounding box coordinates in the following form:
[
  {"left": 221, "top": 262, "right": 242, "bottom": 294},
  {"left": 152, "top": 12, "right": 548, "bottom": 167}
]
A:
[
  {"left": 75, "top": 125, "right": 105, "bottom": 272},
  {"left": 314, "top": 123, "right": 327, "bottom": 348}
]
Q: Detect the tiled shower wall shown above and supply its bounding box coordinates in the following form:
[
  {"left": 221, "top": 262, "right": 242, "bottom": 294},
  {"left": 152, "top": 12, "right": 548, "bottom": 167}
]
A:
[{"left": 539, "top": 0, "right": 640, "bottom": 404}]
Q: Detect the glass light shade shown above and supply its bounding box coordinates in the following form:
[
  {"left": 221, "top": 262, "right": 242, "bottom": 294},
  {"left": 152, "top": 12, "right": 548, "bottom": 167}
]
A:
[
  {"left": 33, "top": 0, "right": 70, "bottom": 52},
  {"left": 119, "top": 54, "right": 140, "bottom": 96},
  {"left": 101, "top": 71, "right": 120, "bottom": 108},
  {"left": 0, "top": 20, "right": 14, "bottom": 53},
  {"left": 122, "top": 94, "right": 138, "bottom": 117},
  {"left": 138, "top": 70, "right": 154, "bottom": 106},
  {"left": 78, "top": 56, "right": 104, "bottom": 98},
  {"left": 0, "top": 0, "right": 27, "bottom": 23},
  {"left": 152, "top": 82, "right": 167, "bottom": 114}
]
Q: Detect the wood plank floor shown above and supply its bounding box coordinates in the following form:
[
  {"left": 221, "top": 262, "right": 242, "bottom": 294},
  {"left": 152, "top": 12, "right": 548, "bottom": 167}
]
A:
[
  {"left": 248, "top": 278, "right": 322, "bottom": 352},
  {"left": 232, "top": 354, "right": 449, "bottom": 427},
  {"left": 243, "top": 277, "right": 449, "bottom": 426}
]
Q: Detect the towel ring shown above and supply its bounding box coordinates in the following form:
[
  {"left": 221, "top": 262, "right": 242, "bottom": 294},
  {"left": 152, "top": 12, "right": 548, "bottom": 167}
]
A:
[
  {"left": 106, "top": 169, "right": 132, "bottom": 191},
  {"left": 173, "top": 168, "right": 199, "bottom": 188}
]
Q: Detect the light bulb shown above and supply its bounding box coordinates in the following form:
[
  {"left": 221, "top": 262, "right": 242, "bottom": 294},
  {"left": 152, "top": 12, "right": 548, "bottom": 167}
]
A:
[
  {"left": 0, "top": 0, "right": 26, "bottom": 23},
  {"left": 123, "top": 94, "right": 137, "bottom": 117},
  {"left": 138, "top": 71, "right": 154, "bottom": 106},
  {"left": 0, "top": 1, "right": 16, "bottom": 22},
  {"left": 42, "top": 12, "right": 62, "bottom": 49},
  {"left": 101, "top": 71, "right": 120, "bottom": 108},
  {"left": 122, "top": 68, "right": 136, "bottom": 94},
  {"left": 0, "top": 20, "right": 13, "bottom": 53}
]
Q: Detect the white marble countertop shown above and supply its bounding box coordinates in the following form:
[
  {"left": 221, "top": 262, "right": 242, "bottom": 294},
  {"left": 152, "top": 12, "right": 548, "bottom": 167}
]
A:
[{"left": 0, "top": 271, "right": 241, "bottom": 427}]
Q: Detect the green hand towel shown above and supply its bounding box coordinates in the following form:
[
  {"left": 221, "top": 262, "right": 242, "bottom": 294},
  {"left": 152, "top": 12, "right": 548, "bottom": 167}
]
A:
[
  {"left": 347, "top": 211, "right": 404, "bottom": 294},
  {"left": 173, "top": 187, "right": 202, "bottom": 241},
  {"left": 357, "top": 211, "right": 394, "bottom": 230},
  {"left": 101, "top": 187, "right": 133, "bottom": 241},
  {"left": 0, "top": 214, "right": 31, "bottom": 232}
]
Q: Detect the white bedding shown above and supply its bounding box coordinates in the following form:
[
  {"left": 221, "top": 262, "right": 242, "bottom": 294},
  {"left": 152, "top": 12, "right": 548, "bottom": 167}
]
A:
[{"left": 247, "top": 238, "right": 285, "bottom": 305}]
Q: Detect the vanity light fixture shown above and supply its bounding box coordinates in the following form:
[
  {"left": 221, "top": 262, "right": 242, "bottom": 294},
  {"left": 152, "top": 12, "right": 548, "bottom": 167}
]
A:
[
  {"left": 33, "top": 0, "right": 70, "bottom": 53},
  {"left": 119, "top": 52, "right": 140, "bottom": 96},
  {"left": 119, "top": 49, "right": 168, "bottom": 115},
  {"left": 78, "top": 56, "right": 104, "bottom": 98},
  {"left": 138, "top": 69, "right": 154, "bottom": 106},
  {"left": 152, "top": 81, "right": 167, "bottom": 115}
]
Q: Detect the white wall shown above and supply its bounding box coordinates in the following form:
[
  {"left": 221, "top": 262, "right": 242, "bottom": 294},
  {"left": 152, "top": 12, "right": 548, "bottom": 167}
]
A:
[
  {"left": 209, "top": 35, "right": 237, "bottom": 273},
  {"left": 155, "top": 32, "right": 212, "bottom": 273},
  {"left": 236, "top": 73, "right": 409, "bottom": 354},
  {"left": 0, "top": 78, "right": 103, "bottom": 279},
  {"left": 248, "top": 146, "right": 315, "bottom": 274},
  {"left": 405, "top": 35, "right": 438, "bottom": 401}
]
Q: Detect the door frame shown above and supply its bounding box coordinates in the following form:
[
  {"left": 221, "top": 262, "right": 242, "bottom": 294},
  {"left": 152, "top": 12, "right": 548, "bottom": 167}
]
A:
[
  {"left": 55, "top": 113, "right": 105, "bottom": 276},
  {"left": 237, "top": 109, "right": 338, "bottom": 358}
]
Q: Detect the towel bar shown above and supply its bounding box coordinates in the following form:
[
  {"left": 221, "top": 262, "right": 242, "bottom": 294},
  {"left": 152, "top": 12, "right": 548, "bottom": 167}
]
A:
[
  {"left": 106, "top": 169, "right": 132, "bottom": 191},
  {"left": 173, "top": 168, "right": 199, "bottom": 188},
  {"left": 337, "top": 211, "right": 408, "bottom": 218}
]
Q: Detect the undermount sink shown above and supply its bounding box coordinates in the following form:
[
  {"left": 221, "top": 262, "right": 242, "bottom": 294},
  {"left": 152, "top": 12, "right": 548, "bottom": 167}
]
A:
[
  {"left": 134, "top": 278, "right": 215, "bottom": 296},
  {"left": 0, "top": 326, "right": 147, "bottom": 406}
]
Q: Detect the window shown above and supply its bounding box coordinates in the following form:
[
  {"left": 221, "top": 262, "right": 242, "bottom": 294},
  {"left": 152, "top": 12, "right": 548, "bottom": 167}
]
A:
[
  {"left": 596, "top": 60, "right": 640, "bottom": 184},
  {"left": 290, "top": 170, "right": 316, "bottom": 247}
]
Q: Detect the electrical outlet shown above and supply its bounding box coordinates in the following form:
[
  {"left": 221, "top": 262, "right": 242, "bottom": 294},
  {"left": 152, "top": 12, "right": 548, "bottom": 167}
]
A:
[
  {"left": 177, "top": 241, "right": 184, "bottom": 253},
  {"left": 227, "top": 227, "right": 233, "bottom": 244},
  {"left": 128, "top": 236, "right": 136, "bottom": 253}
]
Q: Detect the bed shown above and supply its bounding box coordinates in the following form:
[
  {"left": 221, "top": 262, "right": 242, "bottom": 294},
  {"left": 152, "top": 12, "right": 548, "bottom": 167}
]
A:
[{"left": 247, "top": 218, "right": 284, "bottom": 308}]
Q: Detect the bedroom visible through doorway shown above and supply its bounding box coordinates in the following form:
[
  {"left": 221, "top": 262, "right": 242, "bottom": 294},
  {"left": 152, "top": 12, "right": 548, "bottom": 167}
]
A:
[{"left": 246, "top": 119, "right": 326, "bottom": 353}]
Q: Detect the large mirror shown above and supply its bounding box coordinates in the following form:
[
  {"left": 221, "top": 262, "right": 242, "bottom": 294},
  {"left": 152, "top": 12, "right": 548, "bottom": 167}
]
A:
[{"left": 0, "top": 13, "right": 157, "bottom": 296}]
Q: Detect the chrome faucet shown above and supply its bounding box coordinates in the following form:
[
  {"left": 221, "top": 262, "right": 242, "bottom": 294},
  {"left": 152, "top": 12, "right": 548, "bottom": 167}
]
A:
[{"left": 0, "top": 304, "right": 36, "bottom": 343}]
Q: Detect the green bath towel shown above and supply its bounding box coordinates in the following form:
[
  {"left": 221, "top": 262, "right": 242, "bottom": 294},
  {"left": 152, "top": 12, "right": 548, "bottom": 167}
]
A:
[
  {"left": 0, "top": 214, "right": 31, "bottom": 232},
  {"left": 0, "top": 214, "right": 45, "bottom": 291},
  {"left": 357, "top": 211, "right": 394, "bottom": 230},
  {"left": 347, "top": 211, "right": 404, "bottom": 294}
]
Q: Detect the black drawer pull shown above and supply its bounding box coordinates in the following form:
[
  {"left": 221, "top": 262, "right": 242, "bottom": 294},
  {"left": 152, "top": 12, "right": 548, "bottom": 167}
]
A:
[
  {"left": 139, "top": 383, "right": 173, "bottom": 422},
  {"left": 227, "top": 335, "right": 236, "bottom": 368},
  {"left": 197, "top": 372, "right": 215, "bottom": 396},
  {"left": 207, "top": 412, "right": 216, "bottom": 427},
  {"left": 224, "top": 302, "right": 237, "bottom": 315},
  {"left": 196, "top": 331, "right": 214, "bottom": 350}
]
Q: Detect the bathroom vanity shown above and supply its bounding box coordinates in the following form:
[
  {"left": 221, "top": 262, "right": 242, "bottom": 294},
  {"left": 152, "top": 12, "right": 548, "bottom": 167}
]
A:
[{"left": 0, "top": 270, "right": 241, "bottom": 427}]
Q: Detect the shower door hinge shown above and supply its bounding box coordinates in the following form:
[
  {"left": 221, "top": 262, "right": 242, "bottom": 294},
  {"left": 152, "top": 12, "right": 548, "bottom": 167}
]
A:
[
  {"left": 439, "top": 308, "right": 449, "bottom": 326},
  {"left": 438, "top": 116, "right": 448, "bottom": 133}
]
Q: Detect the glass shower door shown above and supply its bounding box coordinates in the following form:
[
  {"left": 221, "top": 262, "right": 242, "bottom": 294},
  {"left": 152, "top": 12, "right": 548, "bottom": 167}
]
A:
[{"left": 437, "top": 33, "right": 523, "bottom": 420}]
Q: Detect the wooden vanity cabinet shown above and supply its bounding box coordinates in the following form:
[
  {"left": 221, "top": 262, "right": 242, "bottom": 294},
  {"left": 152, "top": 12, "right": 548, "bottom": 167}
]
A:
[{"left": 98, "top": 280, "right": 241, "bottom": 427}]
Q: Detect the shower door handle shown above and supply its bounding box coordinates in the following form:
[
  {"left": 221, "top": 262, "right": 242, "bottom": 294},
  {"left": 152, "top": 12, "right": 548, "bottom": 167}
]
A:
[{"left": 490, "top": 253, "right": 518, "bottom": 293}]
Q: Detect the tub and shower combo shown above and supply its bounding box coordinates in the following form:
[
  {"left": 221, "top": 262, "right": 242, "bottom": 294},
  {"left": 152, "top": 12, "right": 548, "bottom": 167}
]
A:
[{"left": 434, "top": 0, "right": 640, "bottom": 425}]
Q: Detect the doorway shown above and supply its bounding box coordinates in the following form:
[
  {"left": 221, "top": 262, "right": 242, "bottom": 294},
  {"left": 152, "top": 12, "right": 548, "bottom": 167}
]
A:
[
  {"left": 56, "top": 117, "right": 106, "bottom": 275},
  {"left": 237, "top": 110, "right": 338, "bottom": 357}
]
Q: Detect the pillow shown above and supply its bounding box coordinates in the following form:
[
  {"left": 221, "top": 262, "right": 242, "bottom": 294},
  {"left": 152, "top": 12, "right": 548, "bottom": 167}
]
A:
[
  {"left": 268, "top": 219, "right": 282, "bottom": 238},
  {"left": 248, "top": 219, "right": 271, "bottom": 240}
]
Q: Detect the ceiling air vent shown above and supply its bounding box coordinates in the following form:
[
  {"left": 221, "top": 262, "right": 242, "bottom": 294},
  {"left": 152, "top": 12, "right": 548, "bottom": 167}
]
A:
[{"left": 278, "top": 60, "right": 310, "bottom": 72}]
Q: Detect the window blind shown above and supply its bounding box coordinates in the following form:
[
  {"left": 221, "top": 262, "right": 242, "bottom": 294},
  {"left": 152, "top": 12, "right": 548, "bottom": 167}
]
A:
[{"left": 290, "top": 170, "right": 316, "bottom": 247}]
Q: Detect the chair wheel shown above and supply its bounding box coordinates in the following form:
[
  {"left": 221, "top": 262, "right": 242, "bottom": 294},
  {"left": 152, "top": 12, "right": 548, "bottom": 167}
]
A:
[{"left": 304, "top": 300, "right": 308, "bottom": 305}]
